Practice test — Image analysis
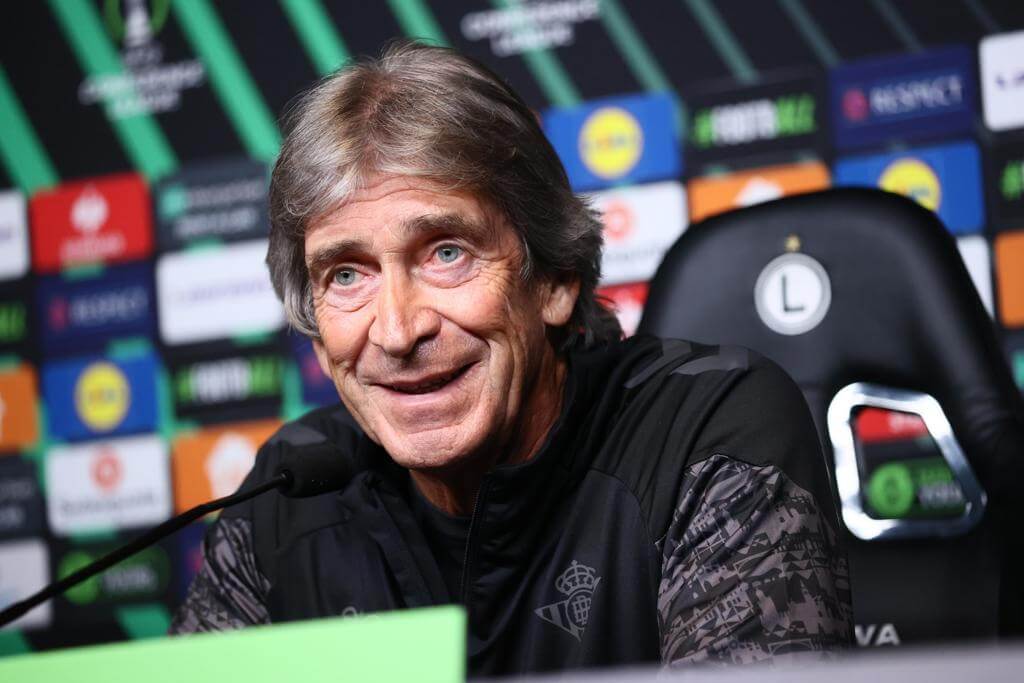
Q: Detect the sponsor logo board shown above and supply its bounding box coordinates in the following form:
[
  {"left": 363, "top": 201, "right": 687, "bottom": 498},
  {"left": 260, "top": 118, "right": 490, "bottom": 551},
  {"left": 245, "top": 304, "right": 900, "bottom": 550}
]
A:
[
  {"left": 596, "top": 282, "right": 648, "bottom": 337},
  {"left": 156, "top": 239, "right": 284, "bottom": 345},
  {"left": 0, "top": 539, "right": 50, "bottom": 630},
  {"left": 54, "top": 539, "right": 171, "bottom": 611},
  {"left": 43, "top": 351, "right": 159, "bottom": 442},
  {"left": 687, "top": 161, "right": 830, "bottom": 223},
  {"left": 29, "top": 173, "right": 153, "bottom": 273},
  {"left": 995, "top": 230, "right": 1024, "bottom": 328},
  {"left": 154, "top": 158, "right": 270, "bottom": 249},
  {"left": 1004, "top": 331, "right": 1024, "bottom": 392},
  {"left": 989, "top": 141, "right": 1024, "bottom": 228},
  {"left": 686, "top": 73, "right": 826, "bottom": 169},
  {"left": 0, "top": 280, "right": 32, "bottom": 356},
  {"left": 544, "top": 93, "right": 680, "bottom": 191},
  {"left": 0, "top": 190, "right": 29, "bottom": 281},
  {"left": 956, "top": 236, "right": 994, "bottom": 317},
  {"left": 0, "top": 457, "right": 45, "bottom": 538},
  {"left": 290, "top": 336, "right": 339, "bottom": 408},
  {"left": 46, "top": 434, "right": 171, "bottom": 535},
  {"left": 171, "top": 419, "right": 281, "bottom": 512},
  {"left": 36, "top": 262, "right": 155, "bottom": 355},
  {"left": 170, "top": 346, "right": 283, "bottom": 420},
  {"left": 459, "top": 0, "right": 600, "bottom": 57},
  {"left": 980, "top": 30, "right": 1024, "bottom": 132},
  {"left": 833, "top": 141, "right": 984, "bottom": 235},
  {"left": 0, "top": 363, "right": 39, "bottom": 452},
  {"left": 587, "top": 181, "right": 687, "bottom": 285},
  {"left": 830, "top": 46, "right": 975, "bottom": 149},
  {"left": 79, "top": 0, "right": 205, "bottom": 119}
]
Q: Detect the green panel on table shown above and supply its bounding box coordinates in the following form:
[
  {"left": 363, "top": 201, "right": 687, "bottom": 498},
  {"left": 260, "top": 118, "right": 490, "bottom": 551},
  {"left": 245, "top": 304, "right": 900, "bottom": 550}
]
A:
[{"left": 0, "top": 606, "right": 466, "bottom": 683}]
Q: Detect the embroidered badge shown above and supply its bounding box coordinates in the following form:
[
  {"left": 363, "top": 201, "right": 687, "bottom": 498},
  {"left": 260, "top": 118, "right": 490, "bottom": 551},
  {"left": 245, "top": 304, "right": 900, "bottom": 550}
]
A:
[{"left": 534, "top": 560, "right": 601, "bottom": 641}]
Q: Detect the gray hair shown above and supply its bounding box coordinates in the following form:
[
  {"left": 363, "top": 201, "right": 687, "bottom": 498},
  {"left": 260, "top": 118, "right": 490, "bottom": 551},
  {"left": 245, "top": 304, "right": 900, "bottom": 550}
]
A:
[{"left": 267, "top": 40, "right": 621, "bottom": 349}]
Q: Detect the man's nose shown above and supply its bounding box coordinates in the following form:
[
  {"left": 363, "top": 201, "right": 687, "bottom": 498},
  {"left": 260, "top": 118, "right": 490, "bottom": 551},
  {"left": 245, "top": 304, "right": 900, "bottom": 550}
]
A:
[{"left": 367, "top": 270, "right": 441, "bottom": 357}]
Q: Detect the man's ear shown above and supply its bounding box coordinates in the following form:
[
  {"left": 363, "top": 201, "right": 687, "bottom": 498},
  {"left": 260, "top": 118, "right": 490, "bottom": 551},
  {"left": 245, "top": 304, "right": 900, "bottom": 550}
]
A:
[
  {"left": 541, "top": 277, "right": 580, "bottom": 327},
  {"left": 312, "top": 338, "right": 333, "bottom": 379}
]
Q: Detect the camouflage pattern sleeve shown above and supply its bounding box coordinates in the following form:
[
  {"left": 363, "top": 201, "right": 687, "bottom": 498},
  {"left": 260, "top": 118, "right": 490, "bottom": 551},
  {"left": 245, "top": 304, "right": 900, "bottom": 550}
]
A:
[
  {"left": 657, "top": 454, "right": 853, "bottom": 666},
  {"left": 169, "top": 517, "right": 271, "bottom": 634}
]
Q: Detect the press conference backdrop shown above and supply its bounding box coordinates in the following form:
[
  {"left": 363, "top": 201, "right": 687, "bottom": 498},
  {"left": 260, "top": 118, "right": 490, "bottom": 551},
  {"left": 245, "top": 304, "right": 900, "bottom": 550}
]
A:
[{"left": 1, "top": 0, "right": 1023, "bottom": 656}]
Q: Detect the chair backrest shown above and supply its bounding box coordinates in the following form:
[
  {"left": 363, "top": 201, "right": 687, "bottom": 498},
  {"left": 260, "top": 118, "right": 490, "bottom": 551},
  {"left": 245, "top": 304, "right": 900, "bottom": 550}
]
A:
[{"left": 639, "top": 187, "right": 1024, "bottom": 643}]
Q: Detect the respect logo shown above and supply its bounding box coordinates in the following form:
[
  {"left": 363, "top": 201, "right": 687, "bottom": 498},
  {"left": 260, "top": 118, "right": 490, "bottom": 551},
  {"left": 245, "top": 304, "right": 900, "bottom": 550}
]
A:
[
  {"left": 578, "top": 108, "right": 643, "bottom": 180},
  {"left": 75, "top": 362, "right": 131, "bottom": 433}
]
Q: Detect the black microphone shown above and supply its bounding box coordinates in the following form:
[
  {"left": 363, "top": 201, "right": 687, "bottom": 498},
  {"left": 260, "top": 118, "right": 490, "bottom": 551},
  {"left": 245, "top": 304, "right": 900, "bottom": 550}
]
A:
[{"left": 0, "top": 445, "right": 356, "bottom": 628}]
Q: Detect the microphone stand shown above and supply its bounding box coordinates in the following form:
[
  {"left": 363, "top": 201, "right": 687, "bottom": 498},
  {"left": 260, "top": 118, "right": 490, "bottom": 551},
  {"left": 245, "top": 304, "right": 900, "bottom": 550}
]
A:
[{"left": 0, "top": 471, "right": 291, "bottom": 628}]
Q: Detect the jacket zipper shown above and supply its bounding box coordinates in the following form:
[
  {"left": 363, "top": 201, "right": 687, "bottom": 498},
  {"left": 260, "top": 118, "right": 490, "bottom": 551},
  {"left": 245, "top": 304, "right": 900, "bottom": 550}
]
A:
[{"left": 458, "top": 477, "right": 491, "bottom": 606}]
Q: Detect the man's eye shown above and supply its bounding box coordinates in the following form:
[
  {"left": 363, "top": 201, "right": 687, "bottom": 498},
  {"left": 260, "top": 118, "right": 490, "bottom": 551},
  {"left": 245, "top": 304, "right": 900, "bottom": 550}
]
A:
[
  {"left": 436, "top": 245, "right": 462, "bottom": 264},
  {"left": 332, "top": 268, "right": 359, "bottom": 286}
]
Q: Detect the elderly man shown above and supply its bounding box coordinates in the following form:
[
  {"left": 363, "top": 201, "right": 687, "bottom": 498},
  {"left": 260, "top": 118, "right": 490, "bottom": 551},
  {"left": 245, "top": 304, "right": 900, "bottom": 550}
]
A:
[{"left": 172, "top": 42, "right": 852, "bottom": 674}]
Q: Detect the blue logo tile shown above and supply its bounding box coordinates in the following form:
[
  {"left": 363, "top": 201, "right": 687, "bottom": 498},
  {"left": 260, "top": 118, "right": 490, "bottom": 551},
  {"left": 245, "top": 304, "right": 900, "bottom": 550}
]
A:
[
  {"left": 830, "top": 46, "right": 976, "bottom": 150},
  {"left": 43, "top": 350, "right": 160, "bottom": 442},
  {"left": 544, "top": 92, "right": 680, "bottom": 191},
  {"left": 833, "top": 140, "right": 985, "bottom": 235}
]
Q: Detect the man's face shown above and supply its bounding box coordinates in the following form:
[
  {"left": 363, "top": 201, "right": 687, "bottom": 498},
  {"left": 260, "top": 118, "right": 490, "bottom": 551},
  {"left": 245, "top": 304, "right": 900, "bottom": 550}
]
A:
[{"left": 306, "top": 175, "right": 577, "bottom": 473}]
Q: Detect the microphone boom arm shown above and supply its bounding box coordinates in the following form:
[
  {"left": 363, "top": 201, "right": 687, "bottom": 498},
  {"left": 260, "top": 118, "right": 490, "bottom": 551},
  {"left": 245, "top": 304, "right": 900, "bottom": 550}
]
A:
[{"left": 0, "top": 471, "right": 291, "bottom": 629}]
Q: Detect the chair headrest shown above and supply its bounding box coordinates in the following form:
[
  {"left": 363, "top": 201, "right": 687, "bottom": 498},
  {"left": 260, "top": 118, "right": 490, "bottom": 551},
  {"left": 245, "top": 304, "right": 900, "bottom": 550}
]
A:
[{"left": 639, "top": 188, "right": 1023, "bottom": 499}]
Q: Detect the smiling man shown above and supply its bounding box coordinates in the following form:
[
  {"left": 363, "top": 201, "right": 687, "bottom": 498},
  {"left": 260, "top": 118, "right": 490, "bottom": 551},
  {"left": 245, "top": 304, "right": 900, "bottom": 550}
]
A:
[{"left": 171, "top": 42, "right": 852, "bottom": 675}]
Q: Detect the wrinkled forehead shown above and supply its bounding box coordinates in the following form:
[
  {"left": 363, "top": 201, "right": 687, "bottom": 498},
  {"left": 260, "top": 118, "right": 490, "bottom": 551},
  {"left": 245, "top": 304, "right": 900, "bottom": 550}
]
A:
[{"left": 303, "top": 175, "right": 519, "bottom": 268}]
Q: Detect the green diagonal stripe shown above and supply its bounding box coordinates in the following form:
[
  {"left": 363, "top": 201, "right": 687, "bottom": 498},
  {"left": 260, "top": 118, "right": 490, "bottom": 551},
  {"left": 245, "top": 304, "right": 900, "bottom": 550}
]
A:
[
  {"left": 387, "top": 0, "right": 450, "bottom": 45},
  {"left": 599, "top": 0, "right": 672, "bottom": 93},
  {"left": 172, "top": 0, "right": 281, "bottom": 161},
  {"left": 48, "top": 0, "right": 178, "bottom": 180},
  {"left": 779, "top": 0, "right": 840, "bottom": 68},
  {"left": 492, "top": 0, "right": 580, "bottom": 107},
  {"left": 0, "top": 65, "right": 58, "bottom": 192},
  {"left": 868, "top": 0, "right": 923, "bottom": 53},
  {"left": 683, "top": 0, "right": 758, "bottom": 84},
  {"left": 281, "top": 0, "right": 351, "bottom": 76},
  {"left": 598, "top": 0, "right": 683, "bottom": 132}
]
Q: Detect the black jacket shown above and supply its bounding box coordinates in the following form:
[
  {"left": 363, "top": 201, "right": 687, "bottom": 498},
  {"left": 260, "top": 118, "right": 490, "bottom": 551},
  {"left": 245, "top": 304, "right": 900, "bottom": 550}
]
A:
[{"left": 171, "top": 336, "right": 853, "bottom": 676}]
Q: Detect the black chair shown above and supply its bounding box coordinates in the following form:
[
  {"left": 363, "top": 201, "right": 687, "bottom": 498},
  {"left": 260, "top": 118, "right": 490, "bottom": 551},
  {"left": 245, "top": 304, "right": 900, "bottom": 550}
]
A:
[{"left": 639, "top": 188, "right": 1024, "bottom": 644}]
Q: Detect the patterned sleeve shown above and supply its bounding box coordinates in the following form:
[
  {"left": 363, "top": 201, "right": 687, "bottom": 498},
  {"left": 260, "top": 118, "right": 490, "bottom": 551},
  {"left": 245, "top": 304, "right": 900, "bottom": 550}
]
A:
[
  {"left": 658, "top": 454, "right": 853, "bottom": 666},
  {"left": 169, "top": 517, "right": 271, "bottom": 634}
]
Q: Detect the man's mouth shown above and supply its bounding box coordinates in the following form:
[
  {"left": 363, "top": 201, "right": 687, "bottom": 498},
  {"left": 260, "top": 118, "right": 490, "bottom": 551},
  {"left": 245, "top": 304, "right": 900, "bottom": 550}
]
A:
[{"left": 380, "top": 363, "right": 473, "bottom": 395}]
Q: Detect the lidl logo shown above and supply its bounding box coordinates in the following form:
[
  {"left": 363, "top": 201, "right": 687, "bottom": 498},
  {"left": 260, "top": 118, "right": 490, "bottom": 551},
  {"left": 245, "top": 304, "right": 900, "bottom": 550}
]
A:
[
  {"left": 586, "top": 181, "right": 687, "bottom": 286},
  {"left": 833, "top": 141, "right": 984, "bottom": 235},
  {"left": 544, "top": 93, "right": 679, "bottom": 191},
  {"left": 830, "top": 46, "right": 975, "bottom": 149},
  {"left": 579, "top": 107, "right": 643, "bottom": 180},
  {"left": 0, "top": 364, "right": 39, "bottom": 452},
  {"left": 43, "top": 351, "right": 159, "bottom": 442},
  {"left": 75, "top": 362, "right": 130, "bottom": 433},
  {"left": 29, "top": 173, "right": 153, "bottom": 273},
  {"left": 878, "top": 158, "right": 941, "bottom": 211},
  {"left": 171, "top": 419, "right": 280, "bottom": 512},
  {"left": 46, "top": 435, "right": 171, "bottom": 535},
  {"left": 687, "top": 161, "right": 830, "bottom": 223},
  {"left": 36, "top": 262, "right": 155, "bottom": 355}
]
